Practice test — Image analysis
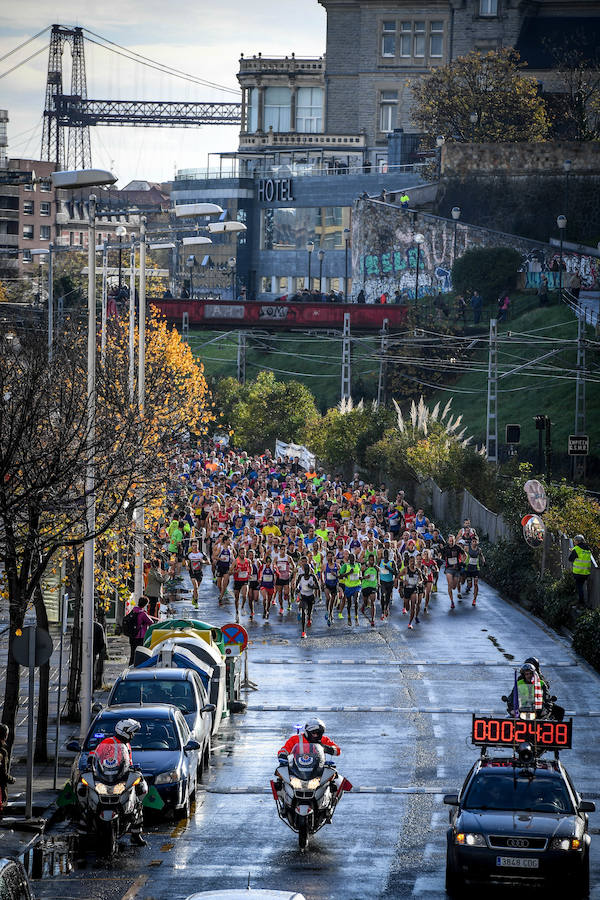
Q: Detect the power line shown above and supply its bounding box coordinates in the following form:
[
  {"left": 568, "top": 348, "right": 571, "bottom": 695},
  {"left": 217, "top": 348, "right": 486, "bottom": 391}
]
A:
[
  {"left": 0, "top": 44, "right": 47, "bottom": 80},
  {"left": 0, "top": 26, "right": 49, "bottom": 64}
]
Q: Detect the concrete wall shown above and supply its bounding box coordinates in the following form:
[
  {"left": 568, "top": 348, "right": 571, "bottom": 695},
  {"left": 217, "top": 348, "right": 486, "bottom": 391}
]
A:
[{"left": 352, "top": 198, "right": 600, "bottom": 302}]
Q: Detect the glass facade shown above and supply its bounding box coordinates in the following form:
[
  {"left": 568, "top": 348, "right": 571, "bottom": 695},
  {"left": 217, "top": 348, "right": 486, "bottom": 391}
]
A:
[{"left": 262, "top": 206, "right": 351, "bottom": 251}]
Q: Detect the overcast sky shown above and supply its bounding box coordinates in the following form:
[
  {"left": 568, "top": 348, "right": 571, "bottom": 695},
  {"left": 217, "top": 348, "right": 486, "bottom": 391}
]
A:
[{"left": 1, "top": 0, "right": 326, "bottom": 186}]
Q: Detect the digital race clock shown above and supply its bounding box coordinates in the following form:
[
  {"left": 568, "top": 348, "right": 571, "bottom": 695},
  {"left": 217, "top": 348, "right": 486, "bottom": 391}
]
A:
[{"left": 471, "top": 715, "right": 572, "bottom": 750}]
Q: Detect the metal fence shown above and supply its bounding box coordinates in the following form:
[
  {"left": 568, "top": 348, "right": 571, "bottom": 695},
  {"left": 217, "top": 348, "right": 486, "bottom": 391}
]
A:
[{"left": 412, "top": 478, "right": 509, "bottom": 542}]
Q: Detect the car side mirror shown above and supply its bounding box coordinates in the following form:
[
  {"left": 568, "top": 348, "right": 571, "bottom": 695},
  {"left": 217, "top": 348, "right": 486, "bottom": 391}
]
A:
[
  {"left": 66, "top": 740, "right": 81, "bottom": 752},
  {"left": 579, "top": 800, "right": 595, "bottom": 813},
  {"left": 92, "top": 702, "right": 103, "bottom": 714},
  {"left": 201, "top": 703, "right": 216, "bottom": 714},
  {"left": 443, "top": 793, "right": 459, "bottom": 806},
  {"left": 184, "top": 739, "right": 201, "bottom": 752}
]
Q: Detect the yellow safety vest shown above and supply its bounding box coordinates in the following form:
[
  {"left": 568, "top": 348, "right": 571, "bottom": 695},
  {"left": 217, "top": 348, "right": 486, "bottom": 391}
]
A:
[{"left": 573, "top": 546, "right": 592, "bottom": 576}]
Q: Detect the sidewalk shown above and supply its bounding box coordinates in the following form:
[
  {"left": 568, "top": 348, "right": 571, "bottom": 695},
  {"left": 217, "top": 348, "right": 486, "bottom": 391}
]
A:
[{"left": 0, "top": 621, "right": 130, "bottom": 859}]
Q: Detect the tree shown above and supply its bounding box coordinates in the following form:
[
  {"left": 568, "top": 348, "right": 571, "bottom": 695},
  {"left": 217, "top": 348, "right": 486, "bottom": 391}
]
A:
[
  {"left": 411, "top": 49, "right": 549, "bottom": 143},
  {"left": 544, "top": 37, "right": 600, "bottom": 140},
  {"left": 451, "top": 247, "right": 522, "bottom": 304},
  {"left": 215, "top": 371, "right": 320, "bottom": 454}
]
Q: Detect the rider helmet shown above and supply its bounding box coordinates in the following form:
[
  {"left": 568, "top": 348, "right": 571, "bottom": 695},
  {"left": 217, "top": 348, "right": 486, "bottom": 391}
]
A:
[
  {"left": 304, "top": 718, "right": 325, "bottom": 743},
  {"left": 115, "top": 718, "right": 141, "bottom": 743},
  {"left": 520, "top": 663, "right": 536, "bottom": 680},
  {"left": 524, "top": 657, "right": 540, "bottom": 673},
  {"left": 574, "top": 534, "right": 585, "bottom": 544}
]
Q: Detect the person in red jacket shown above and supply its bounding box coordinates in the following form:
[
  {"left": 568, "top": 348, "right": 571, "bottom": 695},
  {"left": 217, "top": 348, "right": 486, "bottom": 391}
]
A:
[
  {"left": 229, "top": 546, "right": 251, "bottom": 623},
  {"left": 278, "top": 718, "right": 340, "bottom": 760}
]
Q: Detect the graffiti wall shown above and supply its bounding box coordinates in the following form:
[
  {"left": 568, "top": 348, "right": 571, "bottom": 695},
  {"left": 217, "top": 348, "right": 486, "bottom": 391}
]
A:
[{"left": 353, "top": 200, "right": 600, "bottom": 303}]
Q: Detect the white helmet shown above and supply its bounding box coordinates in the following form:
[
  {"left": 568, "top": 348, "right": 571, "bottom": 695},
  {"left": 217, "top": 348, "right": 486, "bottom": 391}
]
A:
[
  {"left": 304, "top": 718, "right": 325, "bottom": 743},
  {"left": 115, "top": 718, "right": 141, "bottom": 742}
]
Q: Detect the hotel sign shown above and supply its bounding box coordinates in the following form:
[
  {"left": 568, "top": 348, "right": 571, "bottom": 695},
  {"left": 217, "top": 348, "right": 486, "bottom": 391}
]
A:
[{"left": 258, "top": 178, "right": 294, "bottom": 203}]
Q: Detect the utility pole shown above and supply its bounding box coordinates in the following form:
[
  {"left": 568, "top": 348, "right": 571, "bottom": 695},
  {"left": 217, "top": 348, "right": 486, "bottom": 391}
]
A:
[
  {"left": 376, "top": 317, "right": 389, "bottom": 409},
  {"left": 100, "top": 240, "right": 108, "bottom": 364},
  {"left": 486, "top": 318, "right": 498, "bottom": 463},
  {"left": 182, "top": 311, "right": 189, "bottom": 343},
  {"left": 128, "top": 235, "right": 136, "bottom": 404},
  {"left": 341, "top": 312, "right": 351, "bottom": 404},
  {"left": 237, "top": 330, "right": 246, "bottom": 384},
  {"left": 574, "top": 313, "right": 586, "bottom": 482}
]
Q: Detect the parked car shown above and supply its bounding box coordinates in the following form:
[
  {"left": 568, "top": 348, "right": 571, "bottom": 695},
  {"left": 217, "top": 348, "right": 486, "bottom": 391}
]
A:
[
  {"left": 69, "top": 704, "right": 200, "bottom": 819},
  {"left": 0, "top": 858, "right": 33, "bottom": 900},
  {"left": 104, "top": 668, "right": 213, "bottom": 777}
]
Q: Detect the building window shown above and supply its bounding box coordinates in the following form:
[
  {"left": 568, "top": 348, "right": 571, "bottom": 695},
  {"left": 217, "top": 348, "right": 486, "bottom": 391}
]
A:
[
  {"left": 39, "top": 179, "right": 52, "bottom": 192},
  {"left": 414, "top": 22, "right": 425, "bottom": 58},
  {"left": 247, "top": 87, "right": 259, "bottom": 132},
  {"left": 22, "top": 249, "right": 32, "bottom": 262},
  {"left": 261, "top": 206, "right": 351, "bottom": 251},
  {"left": 23, "top": 200, "right": 34, "bottom": 215},
  {"left": 40, "top": 201, "right": 51, "bottom": 216},
  {"left": 430, "top": 21, "right": 444, "bottom": 57},
  {"left": 264, "top": 87, "right": 291, "bottom": 132},
  {"left": 23, "top": 224, "right": 34, "bottom": 240},
  {"left": 296, "top": 87, "right": 323, "bottom": 133},
  {"left": 379, "top": 91, "right": 398, "bottom": 132},
  {"left": 40, "top": 225, "right": 51, "bottom": 240},
  {"left": 480, "top": 0, "right": 498, "bottom": 15},
  {"left": 79, "top": 232, "right": 84, "bottom": 246},
  {"left": 260, "top": 276, "right": 272, "bottom": 293},
  {"left": 381, "top": 21, "right": 396, "bottom": 57},
  {"left": 400, "top": 22, "right": 412, "bottom": 57},
  {"left": 23, "top": 181, "right": 33, "bottom": 192}
]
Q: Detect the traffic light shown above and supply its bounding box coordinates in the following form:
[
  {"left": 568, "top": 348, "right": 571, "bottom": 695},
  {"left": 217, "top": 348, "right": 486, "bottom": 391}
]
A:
[{"left": 505, "top": 424, "right": 521, "bottom": 444}]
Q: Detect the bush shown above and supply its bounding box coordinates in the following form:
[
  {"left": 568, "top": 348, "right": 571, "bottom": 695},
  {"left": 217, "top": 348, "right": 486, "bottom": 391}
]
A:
[
  {"left": 451, "top": 247, "right": 523, "bottom": 304},
  {"left": 573, "top": 609, "right": 600, "bottom": 671}
]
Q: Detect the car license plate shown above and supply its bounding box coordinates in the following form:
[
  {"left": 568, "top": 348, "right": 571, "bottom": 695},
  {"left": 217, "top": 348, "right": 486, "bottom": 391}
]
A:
[{"left": 496, "top": 857, "right": 539, "bottom": 869}]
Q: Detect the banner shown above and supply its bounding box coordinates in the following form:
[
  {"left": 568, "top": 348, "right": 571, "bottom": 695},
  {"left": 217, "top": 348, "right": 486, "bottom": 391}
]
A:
[{"left": 275, "top": 439, "right": 315, "bottom": 471}]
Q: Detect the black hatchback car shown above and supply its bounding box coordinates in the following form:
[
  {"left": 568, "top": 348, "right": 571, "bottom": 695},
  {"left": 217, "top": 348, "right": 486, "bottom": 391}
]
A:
[{"left": 444, "top": 756, "right": 594, "bottom": 897}]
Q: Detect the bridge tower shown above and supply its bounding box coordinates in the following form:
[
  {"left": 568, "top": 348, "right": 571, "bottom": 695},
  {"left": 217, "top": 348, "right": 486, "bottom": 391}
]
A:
[{"left": 41, "top": 25, "right": 92, "bottom": 170}]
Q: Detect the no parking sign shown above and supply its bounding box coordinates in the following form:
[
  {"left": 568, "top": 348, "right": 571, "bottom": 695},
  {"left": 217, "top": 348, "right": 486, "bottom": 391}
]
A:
[{"left": 221, "top": 622, "right": 249, "bottom": 657}]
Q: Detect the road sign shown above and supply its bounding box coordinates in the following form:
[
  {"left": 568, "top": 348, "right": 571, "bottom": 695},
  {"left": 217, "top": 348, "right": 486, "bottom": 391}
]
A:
[
  {"left": 221, "top": 622, "right": 248, "bottom": 657},
  {"left": 12, "top": 626, "right": 53, "bottom": 667},
  {"left": 524, "top": 479, "right": 547, "bottom": 514},
  {"left": 568, "top": 435, "right": 589, "bottom": 456},
  {"left": 505, "top": 424, "right": 521, "bottom": 445}
]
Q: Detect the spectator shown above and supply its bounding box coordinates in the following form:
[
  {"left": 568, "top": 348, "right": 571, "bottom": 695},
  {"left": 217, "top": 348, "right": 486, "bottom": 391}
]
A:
[
  {"left": 537, "top": 275, "right": 549, "bottom": 306},
  {"left": 471, "top": 290, "right": 483, "bottom": 325},
  {"left": 400, "top": 192, "right": 410, "bottom": 209},
  {"left": 569, "top": 271, "right": 581, "bottom": 300},
  {"left": 93, "top": 620, "right": 107, "bottom": 690},
  {"left": 128, "top": 597, "right": 157, "bottom": 665},
  {"left": 497, "top": 294, "right": 510, "bottom": 322},
  {"left": 357, "top": 289, "right": 366, "bottom": 304}
]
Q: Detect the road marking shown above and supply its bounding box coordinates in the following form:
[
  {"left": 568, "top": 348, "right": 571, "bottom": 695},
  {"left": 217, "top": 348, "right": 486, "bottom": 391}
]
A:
[
  {"left": 245, "top": 704, "right": 600, "bottom": 716},
  {"left": 120, "top": 876, "right": 148, "bottom": 900},
  {"left": 251, "top": 658, "right": 577, "bottom": 667},
  {"left": 207, "top": 785, "right": 455, "bottom": 795}
]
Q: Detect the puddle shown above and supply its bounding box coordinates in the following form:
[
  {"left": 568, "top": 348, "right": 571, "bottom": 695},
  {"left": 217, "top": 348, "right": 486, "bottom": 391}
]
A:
[{"left": 27, "top": 834, "right": 77, "bottom": 879}]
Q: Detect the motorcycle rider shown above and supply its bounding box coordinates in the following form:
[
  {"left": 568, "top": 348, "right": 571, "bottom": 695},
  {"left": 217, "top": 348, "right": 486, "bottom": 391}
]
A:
[
  {"left": 278, "top": 718, "right": 341, "bottom": 760},
  {"left": 91, "top": 718, "right": 148, "bottom": 846},
  {"left": 507, "top": 663, "right": 549, "bottom": 717}
]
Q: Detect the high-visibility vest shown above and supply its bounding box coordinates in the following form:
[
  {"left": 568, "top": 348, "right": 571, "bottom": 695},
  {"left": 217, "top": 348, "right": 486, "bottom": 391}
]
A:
[{"left": 572, "top": 546, "right": 592, "bottom": 576}]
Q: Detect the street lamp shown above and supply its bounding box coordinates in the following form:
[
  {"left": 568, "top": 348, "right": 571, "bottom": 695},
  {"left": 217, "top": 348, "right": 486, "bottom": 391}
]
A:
[
  {"left": 469, "top": 110, "right": 478, "bottom": 142},
  {"left": 115, "top": 224, "right": 127, "bottom": 297},
  {"left": 306, "top": 240, "right": 314, "bottom": 290},
  {"left": 31, "top": 247, "right": 52, "bottom": 360},
  {"left": 451, "top": 207, "right": 461, "bottom": 263},
  {"left": 436, "top": 135, "right": 445, "bottom": 178},
  {"left": 563, "top": 159, "right": 572, "bottom": 228},
  {"left": 414, "top": 233, "right": 425, "bottom": 303},
  {"left": 173, "top": 202, "right": 224, "bottom": 218},
  {"left": 557, "top": 215, "right": 567, "bottom": 303},
  {"left": 318, "top": 248, "right": 325, "bottom": 298},
  {"left": 50, "top": 167, "right": 117, "bottom": 741},
  {"left": 343, "top": 227, "right": 351, "bottom": 302},
  {"left": 227, "top": 256, "right": 237, "bottom": 300}
]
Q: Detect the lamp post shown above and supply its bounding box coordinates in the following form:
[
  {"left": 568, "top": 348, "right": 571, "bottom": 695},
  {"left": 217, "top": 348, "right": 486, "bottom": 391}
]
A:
[
  {"left": 436, "top": 135, "right": 445, "bottom": 178},
  {"left": 343, "top": 227, "right": 351, "bottom": 301},
  {"left": 563, "top": 159, "right": 571, "bottom": 231},
  {"left": 133, "top": 217, "right": 147, "bottom": 605},
  {"left": 306, "top": 240, "right": 314, "bottom": 291},
  {"left": 318, "top": 248, "right": 325, "bottom": 299},
  {"left": 128, "top": 234, "right": 136, "bottom": 403},
  {"left": 557, "top": 215, "right": 567, "bottom": 303},
  {"left": 186, "top": 255, "right": 196, "bottom": 297},
  {"left": 469, "top": 110, "right": 478, "bottom": 143},
  {"left": 50, "top": 168, "right": 117, "bottom": 741},
  {"left": 115, "top": 224, "right": 127, "bottom": 297},
  {"left": 31, "top": 246, "right": 53, "bottom": 361},
  {"left": 414, "top": 232, "right": 425, "bottom": 305},
  {"left": 451, "top": 206, "right": 461, "bottom": 263},
  {"left": 227, "top": 256, "right": 237, "bottom": 300}
]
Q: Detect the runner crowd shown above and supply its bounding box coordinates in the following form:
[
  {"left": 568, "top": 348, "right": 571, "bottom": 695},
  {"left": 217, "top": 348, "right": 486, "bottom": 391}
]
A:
[{"left": 148, "top": 446, "right": 485, "bottom": 639}]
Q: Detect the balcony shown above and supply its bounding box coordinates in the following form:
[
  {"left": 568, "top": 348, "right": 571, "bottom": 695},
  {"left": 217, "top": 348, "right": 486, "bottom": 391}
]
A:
[
  {"left": 239, "top": 54, "right": 325, "bottom": 75},
  {"left": 239, "top": 131, "right": 365, "bottom": 149}
]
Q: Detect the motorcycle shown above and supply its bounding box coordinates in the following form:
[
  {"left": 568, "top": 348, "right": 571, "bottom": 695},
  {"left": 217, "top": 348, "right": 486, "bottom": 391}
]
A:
[
  {"left": 74, "top": 751, "right": 148, "bottom": 857},
  {"left": 271, "top": 740, "right": 352, "bottom": 850},
  {"left": 501, "top": 694, "right": 565, "bottom": 722}
]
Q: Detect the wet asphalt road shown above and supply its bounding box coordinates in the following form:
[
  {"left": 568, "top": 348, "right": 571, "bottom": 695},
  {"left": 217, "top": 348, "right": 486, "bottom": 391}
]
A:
[{"left": 38, "top": 575, "right": 600, "bottom": 900}]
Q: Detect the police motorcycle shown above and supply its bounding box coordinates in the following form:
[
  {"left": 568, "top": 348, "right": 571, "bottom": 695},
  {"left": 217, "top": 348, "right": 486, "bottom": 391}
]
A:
[
  {"left": 74, "top": 719, "right": 148, "bottom": 857},
  {"left": 271, "top": 727, "right": 352, "bottom": 850}
]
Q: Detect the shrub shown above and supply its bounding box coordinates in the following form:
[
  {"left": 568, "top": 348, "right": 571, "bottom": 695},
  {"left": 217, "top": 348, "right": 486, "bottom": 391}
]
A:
[
  {"left": 451, "top": 247, "right": 523, "bottom": 304},
  {"left": 573, "top": 609, "right": 600, "bottom": 671}
]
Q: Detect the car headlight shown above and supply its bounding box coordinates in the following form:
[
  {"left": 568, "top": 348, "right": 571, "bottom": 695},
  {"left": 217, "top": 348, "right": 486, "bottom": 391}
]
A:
[
  {"left": 155, "top": 770, "right": 180, "bottom": 785},
  {"left": 551, "top": 837, "right": 581, "bottom": 851},
  {"left": 455, "top": 832, "right": 486, "bottom": 847}
]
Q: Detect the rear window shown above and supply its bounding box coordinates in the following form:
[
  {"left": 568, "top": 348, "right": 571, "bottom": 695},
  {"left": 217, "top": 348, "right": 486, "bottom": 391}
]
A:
[
  {"left": 112, "top": 679, "right": 196, "bottom": 713},
  {"left": 463, "top": 770, "right": 573, "bottom": 813}
]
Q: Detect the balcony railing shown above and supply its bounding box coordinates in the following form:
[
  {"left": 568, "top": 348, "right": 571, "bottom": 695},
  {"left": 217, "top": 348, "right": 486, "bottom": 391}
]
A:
[
  {"left": 239, "top": 54, "right": 325, "bottom": 75},
  {"left": 174, "top": 161, "right": 426, "bottom": 182},
  {"left": 239, "top": 131, "right": 365, "bottom": 149}
]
